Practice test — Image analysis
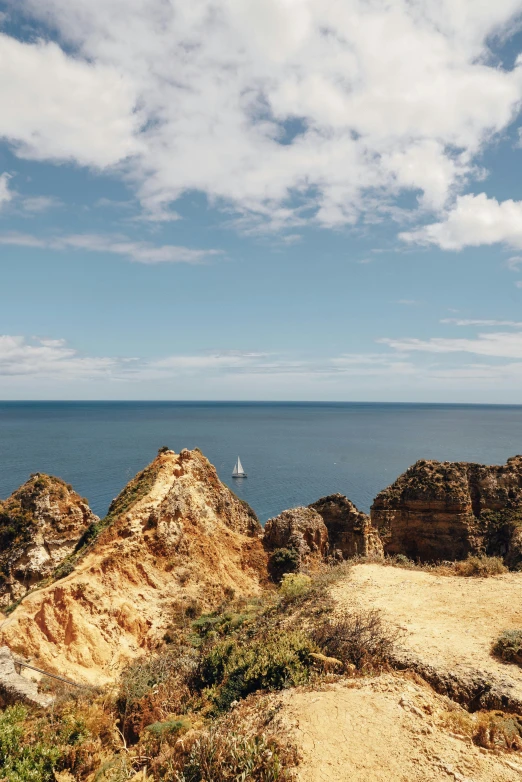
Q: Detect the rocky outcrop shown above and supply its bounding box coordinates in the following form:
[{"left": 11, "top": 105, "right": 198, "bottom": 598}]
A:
[
  {"left": 371, "top": 456, "right": 522, "bottom": 564},
  {"left": 309, "top": 494, "right": 383, "bottom": 559},
  {"left": 263, "top": 496, "right": 383, "bottom": 576},
  {"left": 0, "top": 474, "right": 98, "bottom": 606},
  {"left": 0, "top": 448, "right": 267, "bottom": 684},
  {"left": 0, "top": 646, "right": 53, "bottom": 709},
  {"left": 264, "top": 507, "right": 329, "bottom": 570}
]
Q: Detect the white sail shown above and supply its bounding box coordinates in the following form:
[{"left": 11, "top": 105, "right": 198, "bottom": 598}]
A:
[{"left": 232, "top": 456, "right": 246, "bottom": 477}]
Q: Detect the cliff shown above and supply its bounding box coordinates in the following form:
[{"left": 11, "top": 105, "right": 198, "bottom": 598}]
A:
[
  {"left": 371, "top": 456, "right": 522, "bottom": 564},
  {"left": 0, "top": 474, "right": 98, "bottom": 607},
  {"left": 310, "top": 493, "right": 383, "bottom": 559},
  {"left": 0, "top": 448, "right": 267, "bottom": 684},
  {"left": 263, "top": 495, "right": 383, "bottom": 577}
]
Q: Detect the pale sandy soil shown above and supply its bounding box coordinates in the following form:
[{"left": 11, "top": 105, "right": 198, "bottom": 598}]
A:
[
  {"left": 331, "top": 564, "right": 522, "bottom": 700},
  {"left": 278, "top": 674, "right": 522, "bottom": 782}
]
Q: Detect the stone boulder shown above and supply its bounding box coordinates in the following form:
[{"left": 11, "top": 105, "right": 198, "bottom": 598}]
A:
[
  {"left": 0, "top": 474, "right": 99, "bottom": 606},
  {"left": 263, "top": 506, "right": 329, "bottom": 567},
  {"left": 371, "top": 456, "right": 522, "bottom": 564},
  {"left": 309, "top": 493, "right": 383, "bottom": 559}
]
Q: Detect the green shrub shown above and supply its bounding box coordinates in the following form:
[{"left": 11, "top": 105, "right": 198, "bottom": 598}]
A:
[
  {"left": 177, "top": 729, "right": 288, "bottom": 782},
  {"left": 267, "top": 548, "right": 299, "bottom": 582},
  {"left": 197, "top": 630, "right": 318, "bottom": 712},
  {"left": 145, "top": 718, "right": 190, "bottom": 738},
  {"left": 454, "top": 555, "right": 507, "bottom": 577},
  {"left": 492, "top": 629, "right": 522, "bottom": 665},
  {"left": 0, "top": 705, "right": 62, "bottom": 782},
  {"left": 279, "top": 573, "right": 311, "bottom": 600}
]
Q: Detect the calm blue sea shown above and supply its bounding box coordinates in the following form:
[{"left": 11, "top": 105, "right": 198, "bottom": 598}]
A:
[{"left": 0, "top": 402, "right": 521, "bottom": 523}]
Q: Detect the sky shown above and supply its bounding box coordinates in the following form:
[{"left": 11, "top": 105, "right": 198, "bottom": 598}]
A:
[{"left": 2, "top": 1, "right": 522, "bottom": 401}]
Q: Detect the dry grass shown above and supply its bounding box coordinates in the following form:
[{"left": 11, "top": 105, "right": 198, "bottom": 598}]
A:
[
  {"left": 353, "top": 553, "right": 509, "bottom": 577},
  {"left": 311, "top": 610, "right": 400, "bottom": 673},
  {"left": 442, "top": 707, "right": 522, "bottom": 751}
]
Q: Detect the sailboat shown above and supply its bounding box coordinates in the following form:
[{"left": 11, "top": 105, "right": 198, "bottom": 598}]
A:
[{"left": 232, "top": 456, "right": 247, "bottom": 478}]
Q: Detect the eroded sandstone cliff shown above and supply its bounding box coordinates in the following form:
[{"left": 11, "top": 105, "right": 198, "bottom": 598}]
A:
[
  {"left": 263, "top": 506, "right": 329, "bottom": 574},
  {"left": 0, "top": 448, "right": 267, "bottom": 684},
  {"left": 263, "top": 495, "right": 383, "bottom": 576},
  {"left": 371, "top": 456, "right": 522, "bottom": 564},
  {"left": 0, "top": 474, "right": 98, "bottom": 606},
  {"left": 310, "top": 493, "right": 383, "bottom": 559}
]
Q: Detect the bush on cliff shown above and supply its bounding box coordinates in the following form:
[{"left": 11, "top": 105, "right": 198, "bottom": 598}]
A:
[
  {"left": 492, "top": 629, "right": 522, "bottom": 666},
  {"left": 267, "top": 547, "right": 299, "bottom": 582},
  {"left": 453, "top": 555, "right": 507, "bottom": 577},
  {"left": 311, "top": 609, "right": 399, "bottom": 672},
  {"left": 196, "top": 629, "right": 318, "bottom": 712}
]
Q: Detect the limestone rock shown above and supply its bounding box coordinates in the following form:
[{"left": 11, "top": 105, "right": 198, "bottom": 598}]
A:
[
  {"left": 0, "top": 448, "right": 267, "bottom": 684},
  {"left": 309, "top": 493, "right": 383, "bottom": 559},
  {"left": 0, "top": 646, "right": 53, "bottom": 708},
  {"left": 0, "top": 474, "right": 99, "bottom": 606},
  {"left": 371, "top": 456, "right": 522, "bottom": 563},
  {"left": 263, "top": 506, "right": 329, "bottom": 564}
]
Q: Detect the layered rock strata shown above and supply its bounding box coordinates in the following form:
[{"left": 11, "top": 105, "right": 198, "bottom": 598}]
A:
[
  {"left": 372, "top": 456, "right": 522, "bottom": 564},
  {"left": 264, "top": 495, "right": 383, "bottom": 574},
  {"left": 0, "top": 474, "right": 98, "bottom": 606},
  {"left": 263, "top": 506, "right": 329, "bottom": 569},
  {"left": 0, "top": 448, "right": 267, "bottom": 684},
  {"left": 310, "top": 493, "right": 383, "bottom": 559}
]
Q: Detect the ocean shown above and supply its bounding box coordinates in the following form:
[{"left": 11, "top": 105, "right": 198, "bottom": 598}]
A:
[{"left": 1, "top": 401, "right": 521, "bottom": 523}]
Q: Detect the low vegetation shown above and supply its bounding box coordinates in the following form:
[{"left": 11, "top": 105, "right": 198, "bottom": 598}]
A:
[
  {"left": 311, "top": 610, "right": 400, "bottom": 672},
  {"left": 378, "top": 553, "right": 508, "bottom": 577},
  {"left": 0, "top": 561, "right": 404, "bottom": 782},
  {"left": 443, "top": 706, "right": 522, "bottom": 751},
  {"left": 492, "top": 629, "right": 522, "bottom": 666}
]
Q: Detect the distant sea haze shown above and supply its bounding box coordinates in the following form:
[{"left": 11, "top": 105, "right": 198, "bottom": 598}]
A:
[{"left": 1, "top": 401, "right": 522, "bottom": 523}]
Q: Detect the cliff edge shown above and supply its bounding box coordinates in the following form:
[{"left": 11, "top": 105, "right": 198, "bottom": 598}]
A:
[
  {"left": 371, "top": 456, "right": 522, "bottom": 564},
  {"left": 0, "top": 474, "right": 98, "bottom": 607},
  {"left": 0, "top": 448, "right": 266, "bottom": 684}
]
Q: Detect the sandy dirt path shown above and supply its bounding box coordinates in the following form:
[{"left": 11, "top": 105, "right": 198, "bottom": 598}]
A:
[
  {"left": 330, "top": 564, "right": 522, "bottom": 700},
  {"left": 279, "top": 675, "right": 522, "bottom": 782}
]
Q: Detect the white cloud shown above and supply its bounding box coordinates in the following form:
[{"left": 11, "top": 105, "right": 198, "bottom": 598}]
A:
[
  {"left": 4, "top": 333, "right": 522, "bottom": 400},
  {"left": 401, "top": 193, "right": 522, "bottom": 249},
  {"left": 380, "top": 331, "right": 522, "bottom": 358},
  {"left": 507, "top": 255, "right": 522, "bottom": 270},
  {"left": 0, "top": 33, "right": 141, "bottom": 167},
  {"left": 0, "top": 231, "right": 222, "bottom": 264},
  {"left": 516, "top": 280, "right": 522, "bottom": 287},
  {"left": 0, "top": 335, "right": 117, "bottom": 378},
  {"left": 2, "top": 1, "right": 522, "bottom": 226},
  {"left": 441, "top": 318, "right": 522, "bottom": 326},
  {"left": 0, "top": 173, "right": 12, "bottom": 208},
  {"left": 22, "top": 196, "right": 62, "bottom": 213}
]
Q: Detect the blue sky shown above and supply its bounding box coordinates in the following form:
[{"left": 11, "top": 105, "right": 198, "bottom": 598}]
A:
[{"left": 2, "top": 1, "right": 522, "bottom": 401}]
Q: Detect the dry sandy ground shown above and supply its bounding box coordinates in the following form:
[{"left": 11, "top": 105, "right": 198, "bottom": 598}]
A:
[
  {"left": 331, "top": 564, "right": 522, "bottom": 700},
  {"left": 279, "top": 674, "right": 522, "bottom": 782}
]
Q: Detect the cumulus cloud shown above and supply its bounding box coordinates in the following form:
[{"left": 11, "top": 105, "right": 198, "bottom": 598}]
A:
[
  {"left": 0, "top": 232, "right": 222, "bottom": 264},
  {"left": 400, "top": 193, "right": 522, "bottom": 249},
  {"left": 2, "top": 1, "right": 522, "bottom": 227},
  {"left": 0, "top": 33, "right": 141, "bottom": 167}
]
